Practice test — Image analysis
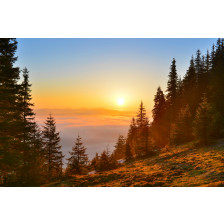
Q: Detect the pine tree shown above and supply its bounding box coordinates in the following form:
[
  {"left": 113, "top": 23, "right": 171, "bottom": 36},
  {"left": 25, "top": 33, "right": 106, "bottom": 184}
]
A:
[
  {"left": 182, "top": 56, "right": 198, "bottom": 114},
  {"left": 125, "top": 141, "right": 133, "bottom": 161},
  {"left": 136, "top": 101, "right": 151, "bottom": 157},
  {"left": 170, "top": 105, "right": 193, "bottom": 145},
  {"left": 183, "top": 57, "right": 197, "bottom": 91},
  {"left": 0, "top": 38, "right": 22, "bottom": 185},
  {"left": 42, "top": 114, "right": 63, "bottom": 180},
  {"left": 109, "top": 152, "right": 117, "bottom": 170},
  {"left": 91, "top": 152, "right": 100, "bottom": 171},
  {"left": 152, "top": 87, "right": 166, "bottom": 122},
  {"left": 210, "top": 44, "right": 216, "bottom": 68},
  {"left": 20, "top": 68, "right": 35, "bottom": 143},
  {"left": 99, "top": 150, "right": 110, "bottom": 171},
  {"left": 67, "top": 135, "right": 88, "bottom": 174},
  {"left": 177, "top": 76, "right": 183, "bottom": 95},
  {"left": 193, "top": 96, "right": 220, "bottom": 145},
  {"left": 205, "top": 50, "right": 211, "bottom": 72},
  {"left": 209, "top": 38, "right": 224, "bottom": 120},
  {"left": 30, "top": 122, "right": 46, "bottom": 185},
  {"left": 113, "top": 135, "right": 126, "bottom": 159},
  {"left": 126, "top": 117, "right": 137, "bottom": 157},
  {"left": 19, "top": 68, "right": 36, "bottom": 185},
  {"left": 151, "top": 87, "right": 168, "bottom": 147},
  {"left": 136, "top": 101, "right": 147, "bottom": 128},
  {"left": 166, "top": 58, "right": 178, "bottom": 106},
  {"left": 195, "top": 49, "right": 202, "bottom": 75}
]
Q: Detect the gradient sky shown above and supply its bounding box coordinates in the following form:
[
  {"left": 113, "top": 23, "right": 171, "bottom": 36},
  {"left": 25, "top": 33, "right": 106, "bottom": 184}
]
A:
[
  {"left": 15, "top": 38, "right": 218, "bottom": 160},
  {"left": 16, "top": 38, "right": 217, "bottom": 111}
]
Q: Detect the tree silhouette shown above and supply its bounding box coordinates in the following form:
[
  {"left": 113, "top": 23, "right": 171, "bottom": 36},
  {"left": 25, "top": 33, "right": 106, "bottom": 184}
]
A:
[
  {"left": 19, "top": 68, "right": 36, "bottom": 185},
  {"left": 151, "top": 87, "right": 168, "bottom": 147},
  {"left": 136, "top": 101, "right": 151, "bottom": 157},
  {"left": 152, "top": 87, "right": 166, "bottom": 122},
  {"left": 67, "top": 135, "right": 88, "bottom": 174},
  {"left": 125, "top": 141, "right": 133, "bottom": 161},
  {"left": 166, "top": 58, "right": 178, "bottom": 106},
  {"left": 170, "top": 105, "right": 193, "bottom": 145},
  {"left": 193, "top": 96, "right": 220, "bottom": 145},
  {"left": 113, "top": 135, "right": 126, "bottom": 159},
  {"left": 42, "top": 114, "right": 63, "bottom": 181},
  {"left": 0, "top": 38, "right": 22, "bottom": 185}
]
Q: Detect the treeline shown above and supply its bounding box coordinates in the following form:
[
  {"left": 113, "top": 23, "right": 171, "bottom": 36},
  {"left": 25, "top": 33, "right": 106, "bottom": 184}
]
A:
[
  {"left": 151, "top": 38, "right": 224, "bottom": 147},
  {"left": 0, "top": 39, "right": 64, "bottom": 186},
  {"left": 87, "top": 101, "right": 155, "bottom": 173},
  {"left": 1, "top": 38, "right": 224, "bottom": 185},
  {"left": 93, "top": 38, "right": 224, "bottom": 167},
  {"left": 65, "top": 137, "right": 118, "bottom": 175}
]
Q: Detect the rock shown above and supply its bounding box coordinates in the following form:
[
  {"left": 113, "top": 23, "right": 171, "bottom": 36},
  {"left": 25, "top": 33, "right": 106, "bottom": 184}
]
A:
[{"left": 88, "top": 170, "right": 97, "bottom": 175}]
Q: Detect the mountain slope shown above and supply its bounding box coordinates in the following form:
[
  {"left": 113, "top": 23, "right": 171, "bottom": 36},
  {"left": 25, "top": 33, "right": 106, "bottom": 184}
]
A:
[{"left": 46, "top": 141, "right": 224, "bottom": 187}]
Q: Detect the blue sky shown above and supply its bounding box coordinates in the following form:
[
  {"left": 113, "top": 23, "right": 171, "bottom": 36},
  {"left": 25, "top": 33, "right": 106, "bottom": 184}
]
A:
[
  {"left": 17, "top": 38, "right": 216, "bottom": 78},
  {"left": 15, "top": 38, "right": 218, "bottom": 159},
  {"left": 16, "top": 38, "right": 217, "bottom": 111}
]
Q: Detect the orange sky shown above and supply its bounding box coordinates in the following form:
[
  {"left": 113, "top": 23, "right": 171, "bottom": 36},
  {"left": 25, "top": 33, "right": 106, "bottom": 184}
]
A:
[{"left": 32, "top": 66, "right": 163, "bottom": 113}]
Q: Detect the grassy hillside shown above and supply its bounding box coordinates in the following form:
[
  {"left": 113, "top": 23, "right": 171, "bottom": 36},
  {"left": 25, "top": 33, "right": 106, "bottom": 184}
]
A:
[{"left": 46, "top": 140, "right": 224, "bottom": 187}]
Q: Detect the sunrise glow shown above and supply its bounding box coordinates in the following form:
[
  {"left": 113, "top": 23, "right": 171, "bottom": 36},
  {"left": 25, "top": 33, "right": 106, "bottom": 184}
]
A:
[{"left": 117, "top": 98, "right": 125, "bottom": 106}]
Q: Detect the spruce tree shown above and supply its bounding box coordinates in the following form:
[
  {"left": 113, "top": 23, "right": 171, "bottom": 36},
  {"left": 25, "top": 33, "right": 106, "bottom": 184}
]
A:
[
  {"left": 136, "top": 101, "right": 147, "bottom": 128},
  {"left": 152, "top": 87, "right": 166, "bottom": 122},
  {"left": 125, "top": 141, "right": 133, "bottom": 161},
  {"left": 195, "top": 49, "right": 202, "bottom": 75},
  {"left": 0, "top": 38, "right": 22, "bottom": 185},
  {"left": 166, "top": 58, "right": 178, "bottom": 106},
  {"left": 193, "top": 96, "right": 220, "bottom": 145},
  {"left": 126, "top": 117, "right": 137, "bottom": 157},
  {"left": 30, "top": 122, "right": 46, "bottom": 185},
  {"left": 19, "top": 68, "right": 36, "bottom": 185},
  {"left": 210, "top": 44, "right": 216, "bottom": 68},
  {"left": 109, "top": 152, "right": 117, "bottom": 170},
  {"left": 20, "top": 68, "right": 35, "bottom": 143},
  {"left": 209, "top": 38, "right": 224, "bottom": 118},
  {"left": 99, "top": 150, "right": 109, "bottom": 171},
  {"left": 151, "top": 87, "right": 168, "bottom": 147},
  {"left": 113, "top": 135, "right": 126, "bottom": 160},
  {"left": 182, "top": 56, "right": 198, "bottom": 114},
  {"left": 170, "top": 105, "right": 193, "bottom": 145},
  {"left": 42, "top": 114, "right": 63, "bottom": 181},
  {"left": 136, "top": 101, "right": 151, "bottom": 157},
  {"left": 177, "top": 76, "right": 183, "bottom": 95},
  {"left": 67, "top": 135, "right": 88, "bottom": 174},
  {"left": 205, "top": 50, "right": 211, "bottom": 73},
  {"left": 91, "top": 152, "right": 100, "bottom": 171}
]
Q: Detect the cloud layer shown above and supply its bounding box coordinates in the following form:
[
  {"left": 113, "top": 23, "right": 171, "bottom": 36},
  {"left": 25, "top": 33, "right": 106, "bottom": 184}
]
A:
[{"left": 35, "top": 108, "right": 134, "bottom": 163}]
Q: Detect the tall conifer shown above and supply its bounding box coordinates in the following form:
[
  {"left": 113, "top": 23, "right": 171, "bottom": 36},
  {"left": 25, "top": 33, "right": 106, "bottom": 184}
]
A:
[
  {"left": 42, "top": 114, "right": 63, "bottom": 180},
  {"left": 67, "top": 135, "right": 88, "bottom": 174},
  {"left": 166, "top": 58, "right": 178, "bottom": 106},
  {"left": 0, "top": 38, "right": 22, "bottom": 185}
]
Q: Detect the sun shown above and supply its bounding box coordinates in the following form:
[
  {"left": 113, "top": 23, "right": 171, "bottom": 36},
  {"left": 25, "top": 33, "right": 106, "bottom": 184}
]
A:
[{"left": 117, "top": 98, "right": 125, "bottom": 106}]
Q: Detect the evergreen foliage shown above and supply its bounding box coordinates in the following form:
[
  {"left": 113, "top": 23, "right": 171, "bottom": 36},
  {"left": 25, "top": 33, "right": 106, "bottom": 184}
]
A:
[
  {"left": 66, "top": 135, "right": 88, "bottom": 175},
  {"left": 193, "top": 96, "right": 221, "bottom": 145},
  {"left": 18, "top": 68, "right": 37, "bottom": 185},
  {"left": 1, "top": 38, "right": 224, "bottom": 185},
  {"left": 166, "top": 58, "right": 178, "bottom": 106},
  {"left": 151, "top": 87, "right": 168, "bottom": 147},
  {"left": 42, "top": 114, "right": 63, "bottom": 181},
  {"left": 125, "top": 141, "right": 133, "bottom": 161},
  {"left": 136, "top": 101, "right": 151, "bottom": 157},
  {"left": 170, "top": 105, "right": 193, "bottom": 145},
  {"left": 0, "top": 38, "right": 23, "bottom": 185},
  {"left": 113, "top": 135, "right": 126, "bottom": 160}
]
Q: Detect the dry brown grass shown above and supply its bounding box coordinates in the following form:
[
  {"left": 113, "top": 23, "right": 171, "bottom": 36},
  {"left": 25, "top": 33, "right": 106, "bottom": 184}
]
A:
[{"left": 47, "top": 141, "right": 224, "bottom": 187}]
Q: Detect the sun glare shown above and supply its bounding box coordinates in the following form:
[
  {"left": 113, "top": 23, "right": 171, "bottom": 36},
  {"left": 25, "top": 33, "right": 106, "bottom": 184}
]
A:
[{"left": 117, "top": 98, "right": 125, "bottom": 106}]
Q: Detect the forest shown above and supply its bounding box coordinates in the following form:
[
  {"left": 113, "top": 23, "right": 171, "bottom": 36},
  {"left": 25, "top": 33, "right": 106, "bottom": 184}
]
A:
[{"left": 0, "top": 38, "right": 224, "bottom": 186}]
